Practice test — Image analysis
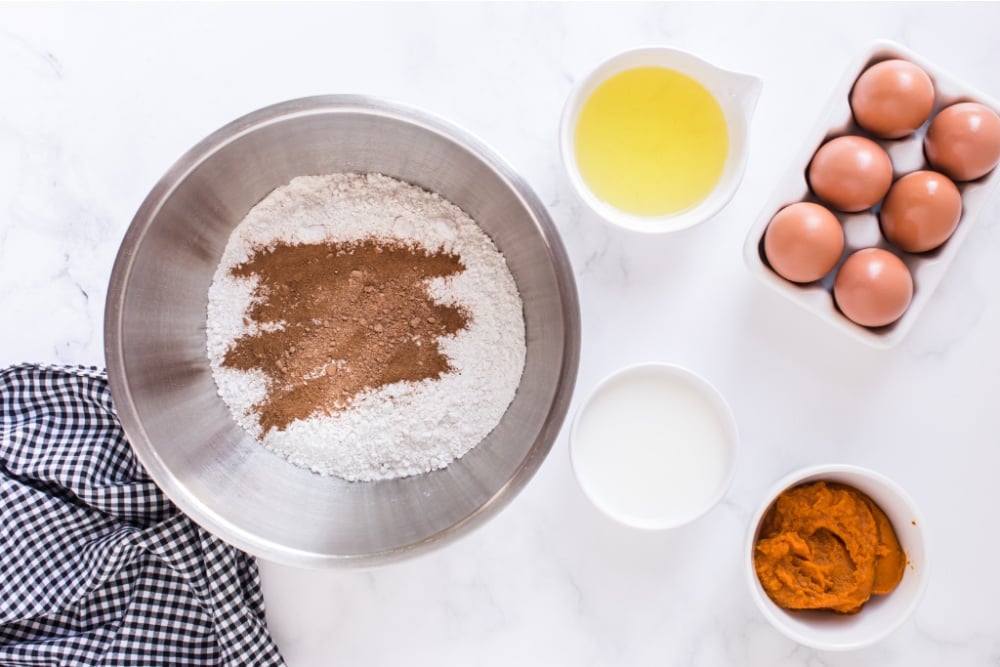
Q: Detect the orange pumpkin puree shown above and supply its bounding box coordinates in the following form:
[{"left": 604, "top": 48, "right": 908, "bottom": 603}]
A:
[{"left": 754, "top": 481, "right": 906, "bottom": 614}]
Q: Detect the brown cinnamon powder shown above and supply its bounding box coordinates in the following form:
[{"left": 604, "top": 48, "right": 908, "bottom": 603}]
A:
[{"left": 222, "top": 240, "right": 469, "bottom": 433}]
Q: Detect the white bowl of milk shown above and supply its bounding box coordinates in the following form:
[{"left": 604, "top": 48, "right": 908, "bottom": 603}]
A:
[{"left": 570, "top": 363, "right": 738, "bottom": 530}]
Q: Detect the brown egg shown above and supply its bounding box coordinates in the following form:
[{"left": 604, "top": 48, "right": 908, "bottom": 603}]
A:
[
  {"left": 925, "top": 102, "right": 1000, "bottom": 181},
  {"left": 834, "top": 248, "right": 914, "bottom": 328},
  {"left": 880, "top": 170, "right": 962, "bottom": 253},
  {"left": 851, "top": 59, "right": 935, "bottom": 139},
  {"left": 764, "top": 202, "right": 844, "bottom": 283},
  {"left": 809, "top": 136, "right": 894, "bottom": 212}
]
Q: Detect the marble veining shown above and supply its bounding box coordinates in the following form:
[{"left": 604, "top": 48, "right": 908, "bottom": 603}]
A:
[{"left": 2, "top": 3, "right": 1000, "bottom": 666}]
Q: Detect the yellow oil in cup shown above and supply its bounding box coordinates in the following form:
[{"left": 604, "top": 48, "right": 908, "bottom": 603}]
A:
[
  {"left": 574, "top": 66, "right": 730, "bottom": 217},
  {"left": 561, "top": 48, "right": 761, "bottom": 233}
]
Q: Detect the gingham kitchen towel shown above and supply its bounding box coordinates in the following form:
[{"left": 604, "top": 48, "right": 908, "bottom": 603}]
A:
[{"left": 0, "top": 364, "right": 285, "bottom": 666}]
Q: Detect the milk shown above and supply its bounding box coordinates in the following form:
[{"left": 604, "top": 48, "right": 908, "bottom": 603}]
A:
[{"left": 572, "top": 366, "right": 736, "bottom": 528}]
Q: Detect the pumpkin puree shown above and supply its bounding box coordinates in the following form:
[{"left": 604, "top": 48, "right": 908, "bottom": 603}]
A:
[{"left": 754, "top": 481, "right": 906, "bottom": 614}]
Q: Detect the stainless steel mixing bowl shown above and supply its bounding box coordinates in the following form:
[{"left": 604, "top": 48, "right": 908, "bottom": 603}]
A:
[{"left": 105, "top": 96, "right": 580, "bottom": 568}]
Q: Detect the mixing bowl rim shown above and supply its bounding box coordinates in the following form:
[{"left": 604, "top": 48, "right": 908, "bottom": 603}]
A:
[{"left": 104, "top": 94, "right": 581, "bottom": 568}]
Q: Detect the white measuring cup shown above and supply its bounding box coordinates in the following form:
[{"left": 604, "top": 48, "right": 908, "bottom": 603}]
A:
[{"left": 560, "top": 47, "right": 762, "bottom": 233}]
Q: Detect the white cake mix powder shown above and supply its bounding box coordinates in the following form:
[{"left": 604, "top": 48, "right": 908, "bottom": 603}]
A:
[{"left": 207, "top": 172, "right": 526, "bottom": 481}]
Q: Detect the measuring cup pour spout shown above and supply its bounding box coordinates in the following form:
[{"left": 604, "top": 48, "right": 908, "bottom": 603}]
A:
[{"left": 729, "top": 71, "right": 764, "bottom": 120}]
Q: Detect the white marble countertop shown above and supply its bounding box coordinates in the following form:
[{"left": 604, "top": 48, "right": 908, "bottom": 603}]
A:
[{"left": 3, "top": 3, "right": 1000, "bottom": 665}]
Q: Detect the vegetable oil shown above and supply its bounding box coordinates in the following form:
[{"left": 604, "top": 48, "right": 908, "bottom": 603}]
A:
[{"left": 574, "top": 66, "right": 729, "bottom": 217}]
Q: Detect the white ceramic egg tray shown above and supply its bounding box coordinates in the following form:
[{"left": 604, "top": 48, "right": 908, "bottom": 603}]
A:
[{"left": 743, "top": 39, "right": 1000, "bottom": 348}]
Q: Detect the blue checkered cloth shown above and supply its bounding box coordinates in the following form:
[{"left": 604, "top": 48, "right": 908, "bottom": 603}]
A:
[{"left": 0, "top": 364, "right": 285, "bottom": 666}]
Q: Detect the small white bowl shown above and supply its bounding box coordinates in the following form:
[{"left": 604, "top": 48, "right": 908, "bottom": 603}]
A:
[
  {"left": 745, "top": 464, "right": 929, "bottom": 651},
  {"left": 569, "top": 363, "right": 738, "bottom": 529},
  {"left": 560, "top": 47, "right": 762, "bottom": 233}
]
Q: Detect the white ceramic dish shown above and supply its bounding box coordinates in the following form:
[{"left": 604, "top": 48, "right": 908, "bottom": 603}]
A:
[
  {"left": 745, "top": 464, "right": 928, "bottom": 651},
  {"left": 569, "top": 363, "right": 738, "bottom": 530},
  {"left": 560, "top": 47, "right": 761, "bottom": 233},
  {"left": 743, "top": 39, "right": 1000, "bottom": 348}
]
